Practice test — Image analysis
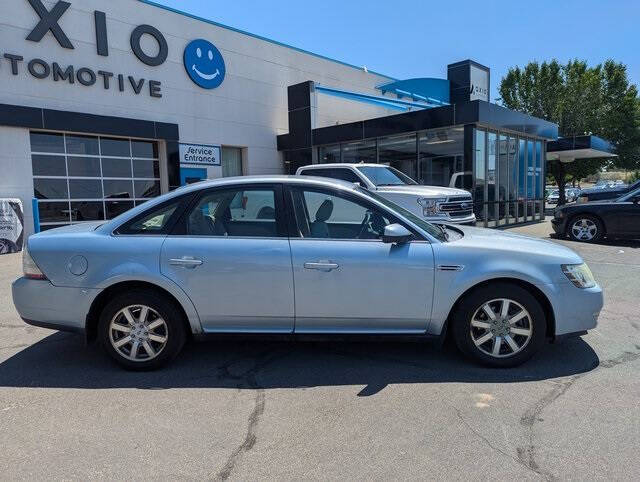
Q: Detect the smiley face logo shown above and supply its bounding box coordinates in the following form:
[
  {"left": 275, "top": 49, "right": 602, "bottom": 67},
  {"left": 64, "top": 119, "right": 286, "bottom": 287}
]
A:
[{"left": 184, "top": 39, "right": 226, "bottom": 89}]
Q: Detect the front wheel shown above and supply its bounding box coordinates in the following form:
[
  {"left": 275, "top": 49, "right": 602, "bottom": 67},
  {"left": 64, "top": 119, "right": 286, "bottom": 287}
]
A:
[
  {"left": 98, "top": 290, "right": 187, "bottom": 370},
  {"left": 451, "top": 283, "right": 546, "bottom": 367},
  {"left": 567, "top": 214, "right": 604, "bottom": 243}
]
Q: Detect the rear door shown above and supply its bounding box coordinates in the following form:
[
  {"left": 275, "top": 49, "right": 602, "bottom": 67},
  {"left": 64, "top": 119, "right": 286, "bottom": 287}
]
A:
[{"left": 160, "top": 184, "right": 295, "bottom": 333}]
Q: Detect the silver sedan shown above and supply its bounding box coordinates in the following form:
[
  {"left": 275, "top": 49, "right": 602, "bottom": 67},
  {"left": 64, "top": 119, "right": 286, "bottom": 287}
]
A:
[{"left": 12, "top": 176, "right": 603, "bottom": 370}]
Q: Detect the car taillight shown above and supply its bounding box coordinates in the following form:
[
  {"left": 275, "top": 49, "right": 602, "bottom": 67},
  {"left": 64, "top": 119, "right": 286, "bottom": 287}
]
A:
[{"left": 22, "top": 248, "right": 47, "bottom": 280}]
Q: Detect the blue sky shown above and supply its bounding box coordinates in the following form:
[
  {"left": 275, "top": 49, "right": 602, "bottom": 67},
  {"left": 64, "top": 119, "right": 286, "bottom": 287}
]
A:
[{"left": 153, "top": 0, "right": 640, "bottom": 102}]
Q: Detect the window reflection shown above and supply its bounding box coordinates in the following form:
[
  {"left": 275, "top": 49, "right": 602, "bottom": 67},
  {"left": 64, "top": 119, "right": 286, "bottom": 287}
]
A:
[
  {"left": 378, "top": 134, "right": 417, "bottom": 179},
  {"left": 342, "top": 140, "right": 376, "bottom": 163}
]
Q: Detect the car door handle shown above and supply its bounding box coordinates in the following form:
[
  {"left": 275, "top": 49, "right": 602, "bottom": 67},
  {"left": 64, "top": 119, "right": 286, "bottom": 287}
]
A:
[
  {"left": 304, "top": 261, "right": 339, "bottom": 271},
  {"left": 169, "top": 257, "right": 203, "bottom": 268}
]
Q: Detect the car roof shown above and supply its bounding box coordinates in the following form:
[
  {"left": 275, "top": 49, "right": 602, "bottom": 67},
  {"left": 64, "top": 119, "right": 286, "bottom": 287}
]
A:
[{"left": 298, "top": 163, "right": 380, "bottom": 169}]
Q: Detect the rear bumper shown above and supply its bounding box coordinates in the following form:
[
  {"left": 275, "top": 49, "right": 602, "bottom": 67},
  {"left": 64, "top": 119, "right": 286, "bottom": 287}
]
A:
[{"left": 12, "top": 277, "right": 101, "bottom": 333}]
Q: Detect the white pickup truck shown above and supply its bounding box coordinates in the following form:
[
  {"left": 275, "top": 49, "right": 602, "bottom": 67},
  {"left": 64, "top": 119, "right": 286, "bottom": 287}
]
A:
[{"left": 296, "top": 163, "right": 476, "bottom": 225}]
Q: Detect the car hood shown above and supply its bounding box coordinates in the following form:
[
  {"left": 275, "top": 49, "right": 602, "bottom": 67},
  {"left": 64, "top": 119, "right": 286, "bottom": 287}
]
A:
[
  {"left": 375, "top": 185, "right": 470, "bottom": 198},
  {"left": 450, "top": 225, "right": 583, "bottom": 264}
]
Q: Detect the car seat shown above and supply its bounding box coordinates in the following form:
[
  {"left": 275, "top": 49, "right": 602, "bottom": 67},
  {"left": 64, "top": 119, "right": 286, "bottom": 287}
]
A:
[{"left": 310, "top": 199, "right": 333, "bottom": 238}]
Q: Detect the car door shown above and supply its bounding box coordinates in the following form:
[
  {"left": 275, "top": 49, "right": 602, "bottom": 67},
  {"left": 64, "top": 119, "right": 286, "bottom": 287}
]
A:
[
  {"left": 612, "top": 194, "right": 640, "bottom": 236},
  {"left": 287, "top": 185, "right": 435, "bottom": 333},
  {"left": 160, "top": 184, "right": 295, "bottom": 333}
]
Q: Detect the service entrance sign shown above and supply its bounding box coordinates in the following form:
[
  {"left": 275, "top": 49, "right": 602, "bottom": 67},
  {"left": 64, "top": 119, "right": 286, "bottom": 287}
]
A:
[
  {"left": 0, "top": 199, "right": 24, "bottom": 254},
  {"left": 179, "top": 143, "right": 221, "bottom": 166}
]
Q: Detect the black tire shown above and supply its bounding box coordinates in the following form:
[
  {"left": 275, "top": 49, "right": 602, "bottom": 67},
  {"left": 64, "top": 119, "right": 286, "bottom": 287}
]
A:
[
  {"left": 98, "top": 289, "right": 187, "bottom": 370},
  {"left": 451, "top": 282, "right": 546, "bottom": 368},
  {"left": 567, "top": 214, "right": 604, "bottom": 243}
]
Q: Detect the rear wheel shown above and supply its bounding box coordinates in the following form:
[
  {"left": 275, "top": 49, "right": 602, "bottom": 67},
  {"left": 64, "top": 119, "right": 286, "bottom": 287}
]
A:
[
  {"left": 567, "top": 214, "right": 604, "bottom": 243},
  {"left": 452, "top": 283, "right": 546, "bottom": 367},
  {"left": 98, "top": 290, "right": 186, "bottom": 370}
]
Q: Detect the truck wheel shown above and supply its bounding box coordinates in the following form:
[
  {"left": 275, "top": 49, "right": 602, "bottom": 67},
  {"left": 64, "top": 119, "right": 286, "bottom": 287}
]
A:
[
  {"left": 452, "top": 283, "right": 546, "bottom": 368},
  {"left": 98, "top": 290, "right": 186, "bottom": 370}
]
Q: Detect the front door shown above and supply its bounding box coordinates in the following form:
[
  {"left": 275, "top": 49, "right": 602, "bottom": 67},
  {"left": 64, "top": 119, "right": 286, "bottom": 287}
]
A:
[
  {"left": 612, "top": 196, "right": 640, "bottom": 237},
  {"left": 160, "top": 184, "right": 294, "bottom": 333},
  {"left": 287, "top": 186, "right": 435, "bottom": 333}
]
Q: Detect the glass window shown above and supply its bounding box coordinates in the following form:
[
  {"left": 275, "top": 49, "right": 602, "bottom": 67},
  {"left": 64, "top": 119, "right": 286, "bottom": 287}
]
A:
[
  {"left": 474, "top": 129, "right": 486, "bottom": 223},
  {"left": 67, "top": 157, "right": 101, "bottom": 177},
  {"left": 378, "top": 134, "right": 417, "bottom": 179},
  {"left": 418, "top": 127, "right": 465, "bottom": 187},
  {"left": 104, "top": 180, "right": 134, "bottom": 199},
  {"left": 222, "top": 147, "right": 243, "bottom": 177},
  {"left": 133, "top": 159, "right": 160, "bottom": 178},
  {"left": 134, "top": 180, "right": 161, "bottom": 199},
  {"left": 498, "top": 134, "right": 509, "bottom": 225},
  {"left": 318, "top": 144, "right": 341, "bottom": 163},
  {"left": 106, "top": 201, "right": 134, "bottom": 219},
  {"left": 66, "top": 135, "right": 99, "bottom": 156},
  {"left": 292, "top": 189, "right": 392, "bottom": 240},
  {"left": 100, "top": 137, "right": 131, "bottom": 157},
  {"left": 186, "top": 189, "right": 279, "bottom": 237},
  {"left": 102, "top": 158, "right": 132, "bottom": 178},
  {"left": 34, "top": 178, "right": 68, "bottom": 200},
  {"left": 341, "top": 140, "right": 376, "bottom": 163},
  {"left": 356, "top": 166, "right": 416, "bottom": 186},
  {"left": 487, "top": 132, "right": 498, "bottom": 225},
  {"left": 70, "top": 201, "right": 104, "bottom": 221},
  {"left": 132, "top": 140, "right": 158, "bottom": 159},
  {"left": 117, "top": 201, "right": 180, "bottom": 235},
  {"left": 30, "top": 132, "right": 64, "bottom": 153},
  {"left": 32, "top": 155, "right": 66, "bottom": 176},
  {"left": 518, "top": 139, "right": 526, "bottom": 222},
  {"left": 38, "top": 202, "right": 70, "bottom": 222},
  {"left": 300, "top": 168, "right": 361, "bottom": 183},
  {"left": 69, "top": 179, "right": 103, "bottom": 199}
]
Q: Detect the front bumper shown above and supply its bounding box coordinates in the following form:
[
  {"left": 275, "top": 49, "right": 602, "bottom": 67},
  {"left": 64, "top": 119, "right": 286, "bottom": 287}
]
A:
[
  {"left": 551, "top": 282, "right": 603, "bottom": 336},
  {"left": 425, "top": 213, "right": 477, "bottom": 225},
  {"left": 12, "top": 277, "right": 101, "bottom": 333},
  {"left": 551, "top": 216, "right": 567, "bottom": 235}
]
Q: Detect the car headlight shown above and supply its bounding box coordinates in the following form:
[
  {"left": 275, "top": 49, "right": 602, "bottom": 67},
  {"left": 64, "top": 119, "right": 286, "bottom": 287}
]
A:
[
  {"left": 562, "top": 263, "right": 596, "bottom": 289},
  {"left": 417, "top": 198, "right": 446, "bottom": 216}
]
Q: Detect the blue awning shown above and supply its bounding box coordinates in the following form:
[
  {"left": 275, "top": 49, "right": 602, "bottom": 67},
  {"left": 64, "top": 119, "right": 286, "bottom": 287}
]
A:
[
  {"left": 376, "top": 78, "right": 450, "bottom": 105},
  {"left": 547, "top": 135, "right": 617, "bottom": 161}
]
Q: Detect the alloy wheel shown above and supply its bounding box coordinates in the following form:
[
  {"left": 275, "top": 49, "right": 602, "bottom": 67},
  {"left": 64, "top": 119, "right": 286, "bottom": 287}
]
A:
[
  {"left": 109, "top": 305, "right": 168, "bottom": 362},
  {"left": 571, "top": 218, "right": 597, "bottom": 241},
  {"left": 470, "top": 298, "right": 533, "bottom": 358}
]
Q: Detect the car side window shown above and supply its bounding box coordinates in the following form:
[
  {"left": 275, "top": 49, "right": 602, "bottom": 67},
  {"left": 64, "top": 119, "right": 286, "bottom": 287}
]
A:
[
  {"left": 115, "top": 199, "right": 182, "bottom": 235},
  {"left": 185, "top": 188, "right": 281, "bottom": 237},
  {"left": 291, "top": 188, "right": 393, "bottom": 240}
]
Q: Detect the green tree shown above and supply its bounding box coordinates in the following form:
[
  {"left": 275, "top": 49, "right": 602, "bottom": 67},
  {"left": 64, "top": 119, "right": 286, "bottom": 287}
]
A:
[{"left": 499, "top": 59, "right": 640, "bottom": 204}]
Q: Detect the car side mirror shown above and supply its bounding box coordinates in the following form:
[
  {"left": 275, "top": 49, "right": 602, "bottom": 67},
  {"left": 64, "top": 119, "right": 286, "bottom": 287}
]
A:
[{"left": 382, "top": 223, "right": 412, "bottom": 244}]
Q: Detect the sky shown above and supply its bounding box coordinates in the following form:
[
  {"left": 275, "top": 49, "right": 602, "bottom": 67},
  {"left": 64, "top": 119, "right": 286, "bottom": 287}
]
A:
[{"left": 153, "top": 0, "right": 640, "bottom": 102}]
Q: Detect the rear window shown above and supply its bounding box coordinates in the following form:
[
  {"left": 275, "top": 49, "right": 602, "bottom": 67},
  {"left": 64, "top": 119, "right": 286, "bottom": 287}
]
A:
[{"left": 115, "top": 199, "right": 184, "bottom": 235}]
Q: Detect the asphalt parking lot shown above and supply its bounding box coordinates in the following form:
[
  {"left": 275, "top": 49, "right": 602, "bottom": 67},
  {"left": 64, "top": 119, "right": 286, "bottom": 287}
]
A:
[{"left": 1, "top": 219, "right": 638, "bottom": 481}]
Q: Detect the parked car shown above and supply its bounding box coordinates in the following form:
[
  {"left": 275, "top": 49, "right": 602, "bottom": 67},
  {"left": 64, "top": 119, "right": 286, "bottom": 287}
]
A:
[
  {"left": 552, "top": 187, "right": 640, "bottom": 242},
  {"left": 547, "top": 188, "right": 579, "bottom": 206},
  {"left": 13, "top": 176, "right": 603, "bottom": 370},
  {"left": 296, "top": 163, "right": 476, "bottom": 225},
  {"left": 578, "top": 180, "right": 640, "bottom": 203}
]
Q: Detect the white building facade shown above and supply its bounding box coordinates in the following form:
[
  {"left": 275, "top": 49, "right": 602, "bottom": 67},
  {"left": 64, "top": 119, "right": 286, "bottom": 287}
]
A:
[{"left": 0, "top": 0, "right": 400, "bottom": 234}]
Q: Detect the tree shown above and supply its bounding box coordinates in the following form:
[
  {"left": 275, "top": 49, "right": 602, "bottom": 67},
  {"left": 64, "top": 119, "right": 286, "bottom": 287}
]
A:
[{"left": 499, "top": 59, "right": 640, "bottom": 204}]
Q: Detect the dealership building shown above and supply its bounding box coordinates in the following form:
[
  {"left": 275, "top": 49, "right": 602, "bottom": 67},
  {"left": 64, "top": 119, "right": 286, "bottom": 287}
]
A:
[{"left": 0, "top": 0, "right": 614, "bottom": 236}]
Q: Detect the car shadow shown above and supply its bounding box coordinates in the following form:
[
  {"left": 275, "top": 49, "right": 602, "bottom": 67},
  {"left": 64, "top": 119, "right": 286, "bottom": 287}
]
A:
[
  {"left": 549, "top": 234, "right": 640, "bottom": 249},
  {"left": 0, "top": 333, "right": 600, "bottom": 396}
]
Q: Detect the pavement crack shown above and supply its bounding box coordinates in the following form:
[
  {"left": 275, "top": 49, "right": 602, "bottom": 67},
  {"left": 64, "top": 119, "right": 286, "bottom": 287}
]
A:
[
  {"left": 516, "top": 348, "right": 640, "bottom": 480},
  {"left": 453, "top": 407, "right": 539, "bottom": 477},
  {"left": 212, "top": 348, "right": 290, "bottom": 481}
]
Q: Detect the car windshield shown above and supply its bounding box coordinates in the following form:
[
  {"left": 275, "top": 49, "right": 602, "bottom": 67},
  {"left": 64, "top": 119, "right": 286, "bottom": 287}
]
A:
[
  {"left": 356, "top": 187, "right": 449, "bottom": 242},
  {"left": 617, "top": 186, "right": 640, "bottom": 202},
  {"left": 356, "top": 166, "right": 418, "bottom": 186}
]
